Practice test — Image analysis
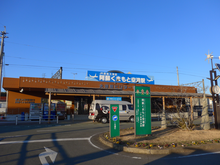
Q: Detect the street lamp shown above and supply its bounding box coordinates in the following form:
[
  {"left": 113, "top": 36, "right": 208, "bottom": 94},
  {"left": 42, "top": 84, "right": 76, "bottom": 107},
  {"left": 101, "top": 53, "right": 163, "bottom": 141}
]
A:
[{"left": 206, "top": 51, "right": 220, "bottom": 129}]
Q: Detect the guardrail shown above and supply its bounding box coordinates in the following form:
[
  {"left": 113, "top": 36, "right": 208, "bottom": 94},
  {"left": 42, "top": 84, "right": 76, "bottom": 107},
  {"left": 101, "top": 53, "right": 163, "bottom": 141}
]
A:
[
  {"left": 17, "top": 115, "right": 59, "bottom": 125},
  {"left": 0, "top": 114, "right": 74, "bottom": 125}
]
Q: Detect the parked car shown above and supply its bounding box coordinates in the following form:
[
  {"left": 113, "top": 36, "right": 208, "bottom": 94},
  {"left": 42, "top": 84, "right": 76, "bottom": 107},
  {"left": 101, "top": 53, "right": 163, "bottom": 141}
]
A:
[{"left": 88, "top": 100, "right": 134, "bottom": 124}]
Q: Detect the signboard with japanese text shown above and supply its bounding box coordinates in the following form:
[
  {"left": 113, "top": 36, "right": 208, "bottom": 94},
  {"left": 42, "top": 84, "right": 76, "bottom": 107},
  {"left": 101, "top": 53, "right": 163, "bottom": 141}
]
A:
[
  {"left": 110, "top": 104, "right": 120, "bottom": 138},
  {"left": 87, "top": 71, "right": 154, "bottom": 84},
  {"left": 134, "top": 86, "right": 151, "bottom": 136},
  {"left": 106, "top": 97, "right": 122, "bottom": 101}
]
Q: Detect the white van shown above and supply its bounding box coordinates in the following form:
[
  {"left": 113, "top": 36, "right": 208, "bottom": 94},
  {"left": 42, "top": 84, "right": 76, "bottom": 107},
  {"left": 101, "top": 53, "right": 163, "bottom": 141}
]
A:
[{"left": 88, "top": 100, "right": 134, "bottom": 124}]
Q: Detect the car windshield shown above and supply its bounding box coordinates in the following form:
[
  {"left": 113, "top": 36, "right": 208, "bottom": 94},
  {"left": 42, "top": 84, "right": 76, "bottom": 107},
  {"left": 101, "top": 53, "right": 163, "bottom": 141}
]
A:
[
  {"left": 128, "top": 104, "right": 134, "bottom": 110},
  {"left": 89, "top": 103, "right": 94, "bottom": 110}
]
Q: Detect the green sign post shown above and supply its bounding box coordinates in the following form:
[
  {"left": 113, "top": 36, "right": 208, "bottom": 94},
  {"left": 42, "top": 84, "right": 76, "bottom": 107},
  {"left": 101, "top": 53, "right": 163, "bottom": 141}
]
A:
[
  {"left": 110, "top": 104, "right": 120, "bottom": 138},
  {"left": 134, "top": 86, "right": 151, "bottom": 136}
]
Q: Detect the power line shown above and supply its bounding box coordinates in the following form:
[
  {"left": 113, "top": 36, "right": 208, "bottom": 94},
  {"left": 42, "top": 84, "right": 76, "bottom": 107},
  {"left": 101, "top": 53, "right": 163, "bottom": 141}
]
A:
[
  {"left": 6, "top": 63, "right": 208, "bottom": 78},
  {"left": 0, "top": 26, "right": 8, "bottom": 97},
  {"left": 5, "top": 41, "right": 189, "bottom": 70},
  {"left": 6, "top": 56, "right": 207, "bottom": 76},
  {"left": 7, "top": 64, "right": 59, "bottom": 69},
  {"left": 4, "top": 41, "right": 210, "bottom": 80}
]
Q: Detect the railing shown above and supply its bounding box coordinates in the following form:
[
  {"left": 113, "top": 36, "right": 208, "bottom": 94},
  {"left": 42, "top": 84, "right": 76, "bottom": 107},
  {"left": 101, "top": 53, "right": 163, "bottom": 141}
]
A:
[
  {"left": 0, "top": 114, "right": 74, "bottom": 125},
  {"left": 17, "top": 115, "right": 59, "bottom": 125}
]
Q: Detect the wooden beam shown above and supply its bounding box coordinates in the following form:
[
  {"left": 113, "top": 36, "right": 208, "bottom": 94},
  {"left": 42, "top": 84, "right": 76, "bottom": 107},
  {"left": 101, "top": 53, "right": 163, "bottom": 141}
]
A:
[
  {"left": 48, "top": 92, "right": 51, "bottom": 124},
  {"left": 131, "top": 95, "right": 133, "bottom": 104}
]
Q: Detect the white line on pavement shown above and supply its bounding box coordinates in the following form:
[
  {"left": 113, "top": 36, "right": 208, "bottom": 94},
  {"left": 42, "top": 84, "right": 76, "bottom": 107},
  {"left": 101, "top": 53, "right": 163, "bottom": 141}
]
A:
[
  {"left": 0, "top": 138, "right": 89, "bottom": 145},
  {"left": 168, "top": 151, "right": 220, "bottom": 159},
  {"left": 88, "top": 132, "right": 119, "bottom": 155},
  {"left": 37, "top": 130, "right": 59, "bottom": 132}
]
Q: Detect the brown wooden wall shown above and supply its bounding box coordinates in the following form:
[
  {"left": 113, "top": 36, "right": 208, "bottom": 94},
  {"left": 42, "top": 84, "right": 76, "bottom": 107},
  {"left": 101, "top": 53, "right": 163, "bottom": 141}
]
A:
[
  {"left": 3, "top": 77, "right": 197, "bottom": 93},
  {"left": 7, "top": 91, "right": 41, "bottom": 114},
  {"left": 3, "top": 77, "right": 198, "bottom": 115}
]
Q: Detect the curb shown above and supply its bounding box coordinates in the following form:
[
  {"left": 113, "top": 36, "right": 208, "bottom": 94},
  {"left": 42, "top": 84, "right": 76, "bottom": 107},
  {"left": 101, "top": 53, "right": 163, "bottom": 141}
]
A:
[{"left": 99, "top": 134, "right": 220, "bottom": 155}]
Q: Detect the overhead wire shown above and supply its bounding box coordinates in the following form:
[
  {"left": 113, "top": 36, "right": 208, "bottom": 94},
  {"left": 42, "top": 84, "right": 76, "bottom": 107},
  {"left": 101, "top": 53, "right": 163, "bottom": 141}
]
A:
[
  {"left": 5, "top": 41, "right": 209, "bottom": 80},
  {"left": 5, "top": 41, "right": 190, "bottom": 70},
  {"left": 6, "top": 63, "right": 208, "bottom": 79},
  {"left": 6, "top": 56, "right": 207, "bottom": 77}
]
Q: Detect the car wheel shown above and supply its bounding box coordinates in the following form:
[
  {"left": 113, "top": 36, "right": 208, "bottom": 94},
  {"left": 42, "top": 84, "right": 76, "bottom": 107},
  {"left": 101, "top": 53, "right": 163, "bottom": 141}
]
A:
[
  {"left": 101, "top": 117, "right": 108, "bottom": 124},
  {"left": 129, "top": 116, "right": 134, "bottom": 123}
]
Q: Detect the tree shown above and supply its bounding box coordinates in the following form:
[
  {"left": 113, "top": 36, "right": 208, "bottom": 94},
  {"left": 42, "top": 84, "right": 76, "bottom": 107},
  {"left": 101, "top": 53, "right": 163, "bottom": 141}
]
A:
[{"left": 159, "top": 80, "right": 210, "bottom": 130}]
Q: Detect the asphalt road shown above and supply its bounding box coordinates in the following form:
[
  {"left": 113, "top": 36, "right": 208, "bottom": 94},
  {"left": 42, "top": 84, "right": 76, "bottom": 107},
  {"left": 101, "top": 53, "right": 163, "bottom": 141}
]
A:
[{"left": 0, "top": 120, "right": 220, "bottom": 165}]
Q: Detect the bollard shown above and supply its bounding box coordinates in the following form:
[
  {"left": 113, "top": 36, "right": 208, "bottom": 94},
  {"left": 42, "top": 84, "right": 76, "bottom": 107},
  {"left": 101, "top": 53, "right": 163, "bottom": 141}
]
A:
[
  {"left": 212, "top": 115, "right": 215, "bottom": 124},
  {"left": 67, "top": 115, "right": 70, "bottom": 120},
  {"left": 16, "top": 116, "right": 18, "bottom": 125},
  {"left": 57, "top": 115, "right": 58, "bottom": 124},
  {"left": 39, "top": 116, "right": 41, "bottom": 124}
]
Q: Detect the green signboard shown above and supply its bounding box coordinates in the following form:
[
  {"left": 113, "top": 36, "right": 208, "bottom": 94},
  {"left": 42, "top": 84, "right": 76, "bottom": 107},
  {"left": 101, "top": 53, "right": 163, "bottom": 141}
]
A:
[
  {"left": 110, "top": 104, "right": 120, "bottom": 138},
  {"left": 134, "top": 86, "right": 151, "bottom": 136}
]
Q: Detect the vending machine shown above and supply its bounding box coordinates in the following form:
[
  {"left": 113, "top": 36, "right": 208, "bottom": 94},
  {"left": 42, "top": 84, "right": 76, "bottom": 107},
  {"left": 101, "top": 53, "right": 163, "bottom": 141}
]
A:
[
  {"left": 29, "top": 103, "right": 43, "bottom": 120},
  {"left": 56, "top": 102, "right": 66, "bottom": 120},
  {"left": 43, "top": 103, "right": 56, "bottom": 120}
]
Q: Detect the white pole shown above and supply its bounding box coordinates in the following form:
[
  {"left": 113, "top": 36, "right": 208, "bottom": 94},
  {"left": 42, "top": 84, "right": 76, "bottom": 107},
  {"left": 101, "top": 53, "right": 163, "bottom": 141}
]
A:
[
  {"left": 212, "top": 114, "right": 215, "bottom": 124},
  {"left": 39, "top": 116, "right": 41, "bottom": 124},
  {"left": 177, "top": 66, "right": 180, "bottom": 86},
  {"left": 16, "top": 116, "right": 18, "bottom": 125}
]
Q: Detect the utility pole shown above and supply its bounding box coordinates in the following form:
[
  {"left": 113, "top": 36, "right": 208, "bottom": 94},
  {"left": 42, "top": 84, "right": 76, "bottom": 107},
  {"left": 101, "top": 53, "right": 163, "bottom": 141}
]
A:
[
  {"left": 0, "top": 26, "right": 8, "bottom": 99},
  {"left": 201, "top": 79, "right": 210, "bottom": 130},
  {"left": 72, "top": 73, "right": 77, "bottom": 80},
  {"left": 59, "top": 67, "right": 62, "bottom": 79},
  {"left": 205, "top": 51, "right": 220, "bottom": 129},
  {"left": 176, "top": 66, "right": 180, "bottom": 86}
]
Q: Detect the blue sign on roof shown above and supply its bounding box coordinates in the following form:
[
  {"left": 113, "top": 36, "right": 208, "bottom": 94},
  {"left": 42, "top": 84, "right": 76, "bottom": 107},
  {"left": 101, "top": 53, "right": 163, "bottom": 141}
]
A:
[
  {"left": 87, "top": 71, "right": 154, "bottom": 84},
  {"left": 106, "top": 97, "right": 122, "bottom": 101}
]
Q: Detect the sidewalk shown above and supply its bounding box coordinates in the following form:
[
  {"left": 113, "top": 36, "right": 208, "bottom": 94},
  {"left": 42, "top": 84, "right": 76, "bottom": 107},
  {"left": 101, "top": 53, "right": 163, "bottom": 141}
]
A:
[{"left": 0, "top": 115, "right": 213, "bottom": 126}]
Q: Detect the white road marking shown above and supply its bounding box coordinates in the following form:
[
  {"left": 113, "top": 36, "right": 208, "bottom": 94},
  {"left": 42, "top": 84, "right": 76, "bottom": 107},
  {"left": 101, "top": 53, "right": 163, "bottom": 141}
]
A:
[
  {"left": 39, "top": 147, "right": 57, "bottom": 165},
  {"left": 1, "top": 133, "right": 219, "bottom": 161},
  {"left": 0, "top": 135, "right": 22, "bottom": 138},
  {"left": 0, "top": 138, "right": 89, "bottom": 145},
  {"left": 0, "top": 132, "right": 138, "bottom": 159},
  {"left": 167, "top": 151, "right": 220, "bottom": 159},
  {"left": 88, "top": 133, "right": 119, "bottom": 155},
  {"left": 37, "top": 130, "right": 59, "bottom": 132},
  {"left": 132, "top": 157, "right": 142, "bottom": 159}
]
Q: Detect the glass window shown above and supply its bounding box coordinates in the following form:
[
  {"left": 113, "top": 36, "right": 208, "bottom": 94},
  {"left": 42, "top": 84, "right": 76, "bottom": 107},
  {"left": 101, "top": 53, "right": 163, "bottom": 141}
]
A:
[
  {"left": 96, "top": 103, "right": 100, "bottom": 110},
  {"left": 128, "top": 104, "right": 134, "bottom": 110},
  {"left": 122, "top": 105, "right": 126, "bottom": 111},
  {"left": 89, "top": 103, "right": 94, "bottom": 110}
]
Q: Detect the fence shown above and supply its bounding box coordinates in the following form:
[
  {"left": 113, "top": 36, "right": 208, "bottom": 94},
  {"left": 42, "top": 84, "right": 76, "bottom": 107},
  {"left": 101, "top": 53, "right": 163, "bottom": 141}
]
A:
[
  {"left": 151, "top": 112, "right": 199, "bottom": 121},
  {"left": 1, "top": 114, "right": 73, "bottom": 125}
]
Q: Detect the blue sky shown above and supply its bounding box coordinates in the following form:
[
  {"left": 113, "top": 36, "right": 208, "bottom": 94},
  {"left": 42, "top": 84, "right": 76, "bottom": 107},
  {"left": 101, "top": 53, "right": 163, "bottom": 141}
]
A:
[{"left": 1, "top": 0, "right": 220, "bottom": 92}]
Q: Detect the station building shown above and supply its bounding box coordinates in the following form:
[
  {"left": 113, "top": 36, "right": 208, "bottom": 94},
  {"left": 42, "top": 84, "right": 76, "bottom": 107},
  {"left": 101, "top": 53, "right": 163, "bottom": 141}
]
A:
[{"left": 3, "top": 71, "right": 212, "bottom": 117}]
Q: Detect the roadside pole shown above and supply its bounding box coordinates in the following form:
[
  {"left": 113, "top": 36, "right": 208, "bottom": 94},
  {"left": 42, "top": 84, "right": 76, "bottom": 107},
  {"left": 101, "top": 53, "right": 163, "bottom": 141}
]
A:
[{"left": 109, "top": 104, "right": 120, "bottom": 138}]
